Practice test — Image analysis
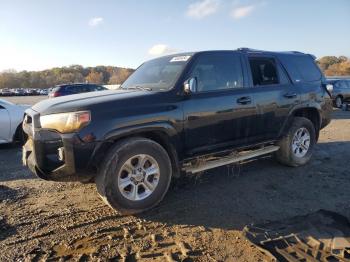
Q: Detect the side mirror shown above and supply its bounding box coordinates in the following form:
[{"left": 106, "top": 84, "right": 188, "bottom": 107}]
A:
[
  {"left": 184, "top": 77, "right": 197, "bottom": 94},
  {"left": 326, "top": 84, "right": 333, "bottom": 92}
]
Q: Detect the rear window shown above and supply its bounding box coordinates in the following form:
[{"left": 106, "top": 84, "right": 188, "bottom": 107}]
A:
[
  {"left": 278, "top": 54, "right": 322, "bottom": 83},
  {"left": 53, "top": 86, "right": 63, "bottom": 92}
]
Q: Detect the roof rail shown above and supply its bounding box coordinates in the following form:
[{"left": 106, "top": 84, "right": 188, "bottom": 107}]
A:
[{"left": 237, "top": 47, "right": 263, "bottom": 52}]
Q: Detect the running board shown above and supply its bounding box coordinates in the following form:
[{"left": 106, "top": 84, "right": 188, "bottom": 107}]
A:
[{"left": 183, "top": 145, "right": 280, "bottom": 174}]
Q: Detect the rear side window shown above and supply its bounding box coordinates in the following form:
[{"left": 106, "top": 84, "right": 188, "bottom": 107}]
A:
[
  {"left": 278, "top": 54, "right": 321, "bottom": 83},
  {"left": 291, "top": 56, "right": 321, "bottom": 82},
  {"left": 72, "top": 85, "right": 89, "bottom": 93},
  {"left": 249, "top": 57, "right": 279, "bottom": 86},
  {"left": 88, "top": 85, "right": 97, "bottom": 91},
  {"left": 188, "top": 52, "right": 243, "bottom": 92},
  {"left": 65, "top": 86, "right": 77, "bottom": 93},
  {"left": 341, "top": 81, "right": 350, "bottom": 88}
]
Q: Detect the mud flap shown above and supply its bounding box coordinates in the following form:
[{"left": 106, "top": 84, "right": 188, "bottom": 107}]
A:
[{"left": 243, "top": 210, "right": 350, "bottom": 261}]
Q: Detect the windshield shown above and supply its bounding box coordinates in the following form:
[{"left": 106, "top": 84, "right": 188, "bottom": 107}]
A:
[{"left": 121, "top": 55, "right": 191, "bottom": 91}]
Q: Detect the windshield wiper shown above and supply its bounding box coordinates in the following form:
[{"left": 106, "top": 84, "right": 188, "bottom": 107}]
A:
[{"left": 125, "top": 85, "right": 152, "bottom": 91}]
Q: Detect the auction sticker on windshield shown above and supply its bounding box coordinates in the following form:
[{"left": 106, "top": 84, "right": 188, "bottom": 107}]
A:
[{"left": 170, "top": 56, "right": 191, "bottom": 62}]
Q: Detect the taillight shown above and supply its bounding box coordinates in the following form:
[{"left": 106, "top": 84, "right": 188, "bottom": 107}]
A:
[{"left": 53, "top": 92, "right": 61, "bottom": 97}]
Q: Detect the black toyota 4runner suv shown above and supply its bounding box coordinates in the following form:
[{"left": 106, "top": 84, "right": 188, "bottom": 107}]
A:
[{"left": 23, "top": 49, "right": 332, "bottom": 214}]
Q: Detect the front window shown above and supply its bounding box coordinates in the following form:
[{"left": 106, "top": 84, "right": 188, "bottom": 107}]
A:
[
  {"left": 187, "top": 52, "right": 244, "bottom": 92},
  {"left": 121, "top": 55, "right": 191, "bottom": 91}
]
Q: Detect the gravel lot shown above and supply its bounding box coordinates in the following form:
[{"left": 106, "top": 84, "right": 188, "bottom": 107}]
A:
[{"left": 0, "top": 96, "right": 349, "bottom": 261}]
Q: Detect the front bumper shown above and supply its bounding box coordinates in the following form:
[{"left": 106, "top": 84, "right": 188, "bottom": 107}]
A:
[{"left": 22, "top": 108, "right": 96, "bottom": 182}]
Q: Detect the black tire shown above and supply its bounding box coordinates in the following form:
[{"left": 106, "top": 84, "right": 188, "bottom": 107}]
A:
[
  {"left": 13, "top": 124, "right": 27, "bottom": 146},
  {"left": 275, "top": 117, "right": 316, "bottom": 167},
  {"left": 96, "top": 137, "right": 172, "bottom": 215}
]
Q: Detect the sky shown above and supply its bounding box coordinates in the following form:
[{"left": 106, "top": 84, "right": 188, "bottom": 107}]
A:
[{"left": 0, "top": 0, "right": 349, "bottom": 72}]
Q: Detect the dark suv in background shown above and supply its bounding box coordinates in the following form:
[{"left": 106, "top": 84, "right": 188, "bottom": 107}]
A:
[
  {"left": 23, "top": 49, "right": 332, "bottom": 214},
  {"left": 327, "top": 79, "right": 350, "bottom": 108},
  {"left": 49, "top": 83, "right": 107, "bottom": 98}
]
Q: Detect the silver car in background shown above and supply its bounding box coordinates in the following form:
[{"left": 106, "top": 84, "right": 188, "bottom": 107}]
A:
[{"left": 0, "top": 99, "right": 30, "bottom": 144}]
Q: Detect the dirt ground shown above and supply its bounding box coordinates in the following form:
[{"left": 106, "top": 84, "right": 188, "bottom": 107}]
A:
[{"left": 0, "top": 96, "right": 350, "bottom": 261}]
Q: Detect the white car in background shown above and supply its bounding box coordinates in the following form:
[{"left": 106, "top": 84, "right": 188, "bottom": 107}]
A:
[{"left": 0, "top": 99, "right": 30, "bottom": 144}]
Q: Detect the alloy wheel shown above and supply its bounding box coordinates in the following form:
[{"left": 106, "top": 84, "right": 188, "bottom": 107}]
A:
[
  {"left": 117, "top": 154, "right": 160, "bottom": 201},
  {"left": 291, "top": 127, "right": 311, "bottom": 158}
]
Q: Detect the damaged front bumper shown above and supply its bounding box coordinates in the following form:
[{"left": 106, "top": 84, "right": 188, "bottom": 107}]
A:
[{"left": 22, "top": 108, "right": 96, "bottom": 182}]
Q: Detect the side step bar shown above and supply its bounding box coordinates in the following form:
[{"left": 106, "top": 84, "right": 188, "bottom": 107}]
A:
[{"left": 183, "top": 145, "right": 280, "bottom": 174}]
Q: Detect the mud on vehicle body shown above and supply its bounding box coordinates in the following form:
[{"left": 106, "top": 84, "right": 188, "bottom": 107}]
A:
[{"left": 23, "top": 48, "right": 333, "bottom": 214}]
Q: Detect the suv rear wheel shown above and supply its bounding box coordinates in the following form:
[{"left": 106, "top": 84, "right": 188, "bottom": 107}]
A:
[
  {"left": 276, "top": 117, "right": 316, "bottom": 167},
  {"left": 335, "top": 96, "right": 343, "bottom": 108},
  {"left": 96, "top": 137, "right": 172, "bottom": 214}
]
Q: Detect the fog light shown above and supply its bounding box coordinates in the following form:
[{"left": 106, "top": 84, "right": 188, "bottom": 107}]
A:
[{"left": 58, "top": 147, "right": 64, "bottom": 161}]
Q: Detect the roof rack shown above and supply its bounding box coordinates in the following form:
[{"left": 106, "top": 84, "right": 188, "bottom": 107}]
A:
[
  {"left": 237, "top": 47, "right": 263, "bottom": 52},
  {"left": 237, "top": 48, "right": 306, "bottom": 55}
]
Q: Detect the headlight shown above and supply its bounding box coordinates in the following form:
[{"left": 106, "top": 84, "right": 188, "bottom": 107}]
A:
[{"left": 40, "top": 111, "right": 91, "bottom": 133}]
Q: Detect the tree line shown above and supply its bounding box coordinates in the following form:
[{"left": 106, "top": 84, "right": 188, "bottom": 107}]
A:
[
  {"left": 316, "top": 56, "right": 350, "bottom": 76},
  {"left": 0, "top": 65, "right": 134, "bottom": 90},
  {"left": 0, "top": 55, "right": 349, "bottom": 90}
]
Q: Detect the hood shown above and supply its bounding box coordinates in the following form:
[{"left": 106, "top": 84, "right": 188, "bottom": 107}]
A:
[{"left": 31, "top": 89, "right": 150, "bottom": 115}]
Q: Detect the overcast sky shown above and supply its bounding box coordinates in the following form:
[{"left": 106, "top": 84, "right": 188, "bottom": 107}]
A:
[{"left": 0, "top": 0, "right": 349, "bottom": 71}]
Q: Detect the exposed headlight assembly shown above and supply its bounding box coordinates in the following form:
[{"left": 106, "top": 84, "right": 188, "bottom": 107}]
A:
[{"left": 40, "top": 111, "right": 91, "bottom": 133}]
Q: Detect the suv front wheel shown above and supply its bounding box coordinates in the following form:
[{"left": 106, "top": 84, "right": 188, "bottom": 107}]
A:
[
  {"left": 96, "top": 137, "right": 172, "bottom": 214},
  {"left": 276, "top": 117, "right": 316, "bottom": 167}
]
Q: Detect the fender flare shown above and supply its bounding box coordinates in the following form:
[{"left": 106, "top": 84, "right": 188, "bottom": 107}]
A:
[
  {"left": 279, "top": 104, "right": 322, "bottom": 138},
  {"left": 90, "top": 121, "right": 182, "bottom": 178},
  {"left": 103, "top": 122, "right": 179, "bottom": 141}
]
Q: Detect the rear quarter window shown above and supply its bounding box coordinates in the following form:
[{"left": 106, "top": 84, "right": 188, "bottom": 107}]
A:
[
  {"left": 278, "top": 54, "right": 322, "bottom": 83},
  {"left": 54, "top": 86, "right": 64, "bottom": 92},
  {"left": 334, "top": 81, "right": 341, "bottom": 88},
  {"left": 342, "top": 80, "right": 350, "bottom": 88}
]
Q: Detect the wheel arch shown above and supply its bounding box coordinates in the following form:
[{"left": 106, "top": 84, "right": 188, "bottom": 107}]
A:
[
  {"left": 91, "top": 126, "right": 181, "bottom": 178},
  {"left": 281, "top": 107, "right": 321, "bottom": 141}
]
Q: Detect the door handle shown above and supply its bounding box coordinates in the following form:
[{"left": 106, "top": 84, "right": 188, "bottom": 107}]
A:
[
  {"left": 237, "top": 96, "right": 251, "bottom": 104},
  {"left": 284, "top": 92, "right": 297, "bottom": 98}
]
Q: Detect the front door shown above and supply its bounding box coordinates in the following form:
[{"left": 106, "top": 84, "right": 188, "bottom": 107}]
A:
[{"left": 183, "top": 51, "right": 256, "bottom": 156}]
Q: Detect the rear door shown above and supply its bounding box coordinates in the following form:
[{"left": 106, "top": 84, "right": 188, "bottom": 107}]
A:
[
  {"left": 245, "top": 55, "right": 299, "bottom": 140},
  {"left": 183, "top": 51, "right": 257, "bottom": 156},
  {"left": 0, "top": 103, "right": 11, "bottom": 142}
]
